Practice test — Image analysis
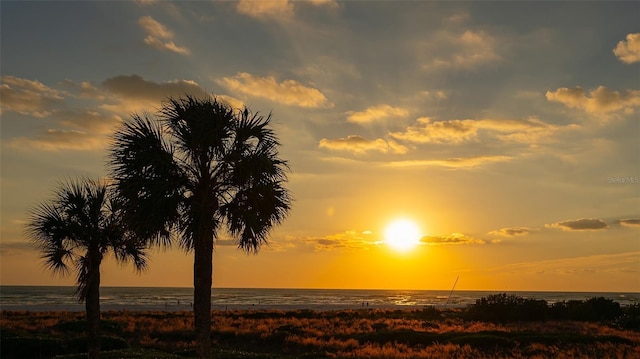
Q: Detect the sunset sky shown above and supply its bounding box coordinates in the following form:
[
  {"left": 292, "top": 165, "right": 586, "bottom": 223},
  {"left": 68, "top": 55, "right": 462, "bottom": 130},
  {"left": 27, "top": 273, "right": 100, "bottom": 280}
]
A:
[{"left": 1, "top": 1, "right": 639, "bottom": 292}]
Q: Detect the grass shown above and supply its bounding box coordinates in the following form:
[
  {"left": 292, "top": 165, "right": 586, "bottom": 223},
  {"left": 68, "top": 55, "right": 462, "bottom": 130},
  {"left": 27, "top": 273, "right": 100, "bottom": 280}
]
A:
[{"left": 2, "top": 308, "right": 639, "bottom": 358}]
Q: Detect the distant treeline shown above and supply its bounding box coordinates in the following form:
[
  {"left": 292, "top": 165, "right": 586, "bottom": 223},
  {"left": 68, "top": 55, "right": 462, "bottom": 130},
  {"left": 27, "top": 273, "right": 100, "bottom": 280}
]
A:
[{"left": 456, "top": 293, "right": 639, "bottom": 328}]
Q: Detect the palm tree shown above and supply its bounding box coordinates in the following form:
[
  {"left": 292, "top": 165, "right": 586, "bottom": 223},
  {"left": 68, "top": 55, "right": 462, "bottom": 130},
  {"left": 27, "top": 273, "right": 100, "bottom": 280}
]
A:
[
  {"left": 109, "top": 95, "right": 291, "bottom": 359},
  {"left": 27, "top": 178, "right": 147, "bottom": 359}
]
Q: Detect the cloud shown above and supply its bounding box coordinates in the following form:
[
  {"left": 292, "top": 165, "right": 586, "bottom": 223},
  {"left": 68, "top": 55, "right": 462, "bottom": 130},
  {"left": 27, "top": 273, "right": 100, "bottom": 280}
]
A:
[
  {"left": 236, "top": 0, "right": 294, "bottom": 19},
  {"left": 619, "top": 219, "right": 640, "bottom": 228},
  {"left": 488, "top": 251, "right": 640, "bottom": 276},
  {"left": 101, "top": 74, "right": 206, "bottom": 113},
  {"left": 346, "top": 104, "right": 409, "bottom": 124},
  {"left": 385, "top": 155, "right": 512, "bottom": 169},
  {"left": 489, "top": 227, "right": 532, "bottom": 237},
  {"left": 298, "top": 230, "right": 377, "bottom": 252},
  {"left": 138, "top": 16, "right": 190, "bottom": 55},
  {"left": 59, "top": 79, "right": 105, "bottom": 99},
  {"left": 390, "top": 117, "right": 477, "bottom": 144},
  {"left": 57, "top": 110, "right": 123, "bottom": 134},
  {"left": 0, "top": 240, "right": 34, "bottom": 256},
  {"left": 8, "top": 129, "right": 107, "bottom": 151},
  {"left": 546, "top": 86, "right": 640, "bottom": 115},
  {"left": 218, "top": 72, "right": 331, "bottom": 108},
  {"left": 319, "top": 135, "right": 408, "bottom": 155},
  {"left": 420, "top": 233, "right": 486, "bottom": 245},
  {"left": 389, "top": 117, "right": 576, "bottom": 145},
  {"left": 425, "top": 30, "right": 500, "bottom": 70},
  {"left": 548, "top": 218, "right": 608, "bottom": 231},
  {"left": 0, "top": 76, "right": 64, "bottom": 117},
  {"left": 216, "top": 94, "right": 245, "bottom": 111},
  {"left": 235, "top": 0, "right": 337, "bottom": 20},
  {"left": 613, "top": 33, "right": 640, "bottom": 64}
]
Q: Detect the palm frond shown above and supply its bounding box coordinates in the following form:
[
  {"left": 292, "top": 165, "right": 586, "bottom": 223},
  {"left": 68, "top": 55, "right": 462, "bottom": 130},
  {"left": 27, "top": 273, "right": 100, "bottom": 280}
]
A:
[
  {"left": 222, "top": 179, "right": 291, "bottom": 253},
  {"left": 75, "top": 255, "right": 89, "bottom": 302},
  {"left": 160, "top": 95, "right": 235, "bottom": 163},
  {"left": 27, "top": 177, "right": 151, "bottom": 302},
  {"left": 109, "top": 114, "right": 186, "bottom": 246}
]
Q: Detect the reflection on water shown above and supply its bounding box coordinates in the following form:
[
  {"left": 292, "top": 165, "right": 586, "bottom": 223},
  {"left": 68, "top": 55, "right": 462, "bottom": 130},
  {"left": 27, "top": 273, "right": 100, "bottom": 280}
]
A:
[{"left": 1, "top": 286, "right": 638, "bottom": 309}]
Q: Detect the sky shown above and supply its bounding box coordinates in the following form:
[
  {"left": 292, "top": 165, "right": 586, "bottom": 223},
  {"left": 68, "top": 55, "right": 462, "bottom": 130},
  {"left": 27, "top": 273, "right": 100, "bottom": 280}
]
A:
[{"left": 1, "top": 0, "right": 639, "bottom": 292}]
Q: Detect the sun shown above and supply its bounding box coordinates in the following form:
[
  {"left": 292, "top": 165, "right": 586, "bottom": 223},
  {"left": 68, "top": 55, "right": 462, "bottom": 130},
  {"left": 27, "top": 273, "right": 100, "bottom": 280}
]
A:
[{"left": 384, "top": 219, "right": 421, "bottom": 252}]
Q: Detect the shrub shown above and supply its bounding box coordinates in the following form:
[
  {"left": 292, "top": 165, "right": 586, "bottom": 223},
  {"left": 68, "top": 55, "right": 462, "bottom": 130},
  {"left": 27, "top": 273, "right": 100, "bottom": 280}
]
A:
[
  {"left": 613, "top": 303, "right": 640, "bottom": 331},
  {"left": 463, "top": 293, "right": 549, "bottom": 323},
  {"left": 1, "top": 336, "right": 65, "bottom": 358}
]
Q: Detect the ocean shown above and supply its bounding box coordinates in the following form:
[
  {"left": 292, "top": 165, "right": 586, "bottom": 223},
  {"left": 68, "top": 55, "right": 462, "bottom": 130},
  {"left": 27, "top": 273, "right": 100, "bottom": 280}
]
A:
[{"left": 1, "top": 286, "right": 638, "bottom": 311}]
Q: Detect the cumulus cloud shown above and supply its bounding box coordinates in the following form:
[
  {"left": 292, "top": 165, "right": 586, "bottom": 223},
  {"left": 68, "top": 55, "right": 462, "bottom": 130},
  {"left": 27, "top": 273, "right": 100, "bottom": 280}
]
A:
[
  {"left": 546, "top": 86, "right": 640, "bottom": 115},
  {"left": 236, "top": 0, "right": 294, "bottom": 19},
  {"left": 390, "top": 117, "right": 477, "bottom": 144},
  {"left": 389, "top": 117, "right": 576, "bottom": 145},
  {"left": 236, "top": 0, "right": 337, "bottom": 20},
  {"left": 0, "top": 76, "right": 64, "bottom": 117},
  {"left": 218, "top": 72, "right": 331, "bottom": 108},
  {"left": 425, "top": 30, "right": 500, "bottom": 70},
  {"left": 420, "top": 233, "right": 486, "bottom": 245},
  {"left": 138, "top": 16, "right": 190, "bottom": 55},
  {"left": 346, "top": 104, "right": 409, "bottom": 124},
  {"left": 59, "top": 79, "right": 104, "bottom": 99},
  {"left": 101, "top": 74, "right": 206, "bottom": 113},
  {"left": 319, "top": 135, "right": 408, "bottom": 155},
  {"left": 613, "top": 33, "right": 640, "bottom": 64},
  {"left": 216, "top": 94, "right": 245, "bottom": 111},
  {"left": 548, "top": 218, "right": 608, "bottom": 231},
  {"left": 619, "top": 219, "right": 640, "bottom": 228}
]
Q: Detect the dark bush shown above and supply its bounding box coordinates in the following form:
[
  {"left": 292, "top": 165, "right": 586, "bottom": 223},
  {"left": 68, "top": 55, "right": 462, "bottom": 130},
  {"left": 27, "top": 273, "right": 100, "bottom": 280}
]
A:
[
  {"left": 66, "top": 335, "right": 129, "bottom": 353},
  {"left": 418, "top": 305, "right": 442, "bottom": 320},
  {"left": 613, "top": 303, "right": 640, "bottom": 330},
  {"left": 464, "top": 294, "right": 624, "bottom": 323},
  {"left": 563, "top": 297, "right": 621, "bottom": 321},
  {"left": 463, "top": 293, "right": 548, "bottom": 323},
  {"left": 1, "top": 336, "right": 65, "bottom": 358}
]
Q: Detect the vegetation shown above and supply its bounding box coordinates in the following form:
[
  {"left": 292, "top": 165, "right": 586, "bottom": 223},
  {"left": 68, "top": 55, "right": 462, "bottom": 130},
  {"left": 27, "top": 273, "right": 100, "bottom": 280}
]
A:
[
  {"left": 463, "top": 294, "right": 637, "bottom": 326},
  {"left": 2, "top": 296, "right": 639, "bottom": 359},
  {"left": 109, "top": 96, "right": 291, "bottom": 359},
  {"left": 25, "top": 179, "right": 148, "bottom": 358}
]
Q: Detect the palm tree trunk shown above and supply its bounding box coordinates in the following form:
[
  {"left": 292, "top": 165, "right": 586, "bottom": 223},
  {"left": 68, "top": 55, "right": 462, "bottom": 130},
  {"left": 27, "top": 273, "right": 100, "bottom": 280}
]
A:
[
  {"left": 194, "top": 231, "right": 213, "bottom": 359},
  {"left": 86, "top": 253, "right": 102, "bottom": 359}
]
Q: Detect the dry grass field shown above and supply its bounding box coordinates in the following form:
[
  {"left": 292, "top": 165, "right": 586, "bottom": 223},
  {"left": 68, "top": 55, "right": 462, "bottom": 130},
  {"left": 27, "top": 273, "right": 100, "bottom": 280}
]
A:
[{"left": 2, "top": 305, "right": 639, "bottom": 358}]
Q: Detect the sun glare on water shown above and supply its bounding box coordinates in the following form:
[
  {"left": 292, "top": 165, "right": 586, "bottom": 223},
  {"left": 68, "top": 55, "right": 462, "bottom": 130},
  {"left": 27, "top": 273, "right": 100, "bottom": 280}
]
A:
[{"left": 384, "top": 219, "right": 421, "bottom": 252}]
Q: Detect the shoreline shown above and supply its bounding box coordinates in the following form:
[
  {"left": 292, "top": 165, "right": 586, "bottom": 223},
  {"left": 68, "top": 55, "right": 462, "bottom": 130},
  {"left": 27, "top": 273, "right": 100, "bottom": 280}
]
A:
[{"left": 0, "top": 303, "right": 447, "bottom": 312}]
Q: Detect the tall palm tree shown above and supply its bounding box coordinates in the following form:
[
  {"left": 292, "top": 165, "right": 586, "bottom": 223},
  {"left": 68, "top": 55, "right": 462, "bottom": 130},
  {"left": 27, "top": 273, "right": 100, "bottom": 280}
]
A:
[
  {"left": 27, "top": 178, "right": 147, "bottom": 359},
  {"left": 109, "top": 95, "right": 291, "bottom": 359}
]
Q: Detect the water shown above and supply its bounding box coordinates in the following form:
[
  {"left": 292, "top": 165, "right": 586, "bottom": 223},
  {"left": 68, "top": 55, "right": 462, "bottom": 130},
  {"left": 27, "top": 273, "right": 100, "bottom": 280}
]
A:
[{"left": 1, "top": 286, "right": 638, "bottom": 311}]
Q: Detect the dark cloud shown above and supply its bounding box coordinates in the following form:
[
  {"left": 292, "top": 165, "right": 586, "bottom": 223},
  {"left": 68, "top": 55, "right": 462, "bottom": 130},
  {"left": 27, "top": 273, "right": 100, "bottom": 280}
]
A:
[
  {"left": 101, "top": 74, "right": 206, "bottom": 102},
  {"left": 619, "top": 219, "right": 640, "bottom": 228},
  {"left": 548, "top": 218, "right": 608, "bottom": 231}
]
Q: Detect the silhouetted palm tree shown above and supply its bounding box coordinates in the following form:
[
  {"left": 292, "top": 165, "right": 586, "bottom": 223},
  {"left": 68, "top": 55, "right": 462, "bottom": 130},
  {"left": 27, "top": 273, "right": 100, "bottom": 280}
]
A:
[
  {"left": 27, "top": 178, "right": 147, "bottom": 359},
  {"left": 109, "top": 96, "right": 291, "bottom": 359}
]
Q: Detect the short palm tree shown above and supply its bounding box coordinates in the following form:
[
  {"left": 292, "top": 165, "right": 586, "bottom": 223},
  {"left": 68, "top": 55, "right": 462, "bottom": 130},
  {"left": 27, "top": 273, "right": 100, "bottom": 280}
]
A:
[
  {"left": 109, "top": 95, "right": 291, "bottom": 359},
  {"left": 27, "top": 178, "right": 147, "bottom": 359}
]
